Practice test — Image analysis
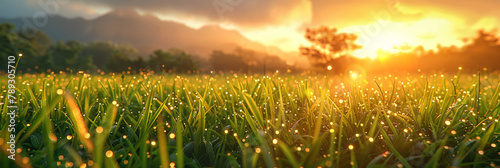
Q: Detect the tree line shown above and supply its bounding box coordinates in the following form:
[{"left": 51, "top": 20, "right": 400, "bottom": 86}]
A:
[
  {"left": 0, "top": 23, "right": 294, "bottom": 74},
  {"left": 0, "top": 23, "right": 198, "bottom": 74}
]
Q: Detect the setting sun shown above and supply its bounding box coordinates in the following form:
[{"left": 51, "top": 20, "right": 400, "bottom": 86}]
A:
[{"left": 341, "top": 18, "right": 462, "bottom": 59}]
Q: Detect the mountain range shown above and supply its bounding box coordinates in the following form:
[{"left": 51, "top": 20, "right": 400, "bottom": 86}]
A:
[{"left": 0, "top": 8, "right": 304, "bottom": 65}]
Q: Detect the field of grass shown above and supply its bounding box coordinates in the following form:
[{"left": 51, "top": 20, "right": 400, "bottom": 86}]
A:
[{"left": 1, "top": 71, "right": 500, "bottom": 168}]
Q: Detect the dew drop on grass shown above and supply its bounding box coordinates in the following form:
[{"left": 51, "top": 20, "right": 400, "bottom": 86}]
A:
[
  {"left": 106, "top": 150, "right": 114, "bottom": 157},
  {"left": 445, "top": 120, "right": 451, "bottom": 126},
  {"left": 96, "top": 127, "right": 103, "bottom": 133},
  {"left": 49, "top": 133, "right": 57, "bottom": 142},
  {"left": 348, "top": 145, "right": 354, "bottom": 150},
  {"left": 22, "top": 157, "right": 29, "bottom": 164},
  {"left": 478, "top": 150, "right": 484, "bottom": 155},
  {"left": 56, "top": 89, "right": 64, "bottom": 95}
]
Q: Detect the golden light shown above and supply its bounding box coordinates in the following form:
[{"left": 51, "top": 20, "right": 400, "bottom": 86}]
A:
[
  {"left": 348, "top": 145, "right": 354, "bottom": 150},
  {"left": 341, "top": 18, "right": 462, "bottom": 59},
  {"left": 327, "top": 65, "right": 332, "bottom": 71},
  {"left": 49, "top": 133, "right": 57, "bottom": 142},
  {"left": 478, "top": 150, "right": 484, "bottom": 155},
  {"left": 96, "top": 126, "right": 104, "bottom": 133},
  {"left": 255, "top": 147, "right": 261, "bottom": 153},
  {"left": 22, "top": 157, "right": 29, "bottom": 164},
  {"left": 106, "top": 150, "right": 114, "bottom": 157},
  {"left": 445, "top": 120, "right": 451, "bottom": 126},
  {"left": 350, "top": 71, "right": 358, "bottom": 80},
  {"left": 65, "top": 92, "right": 94, "bottom": 152},
  {"left": 65, "top": 162, "right": 74, "bottom": 168},
  {"left": 56, "top": 89, "right": 64, "bottom": 95}
]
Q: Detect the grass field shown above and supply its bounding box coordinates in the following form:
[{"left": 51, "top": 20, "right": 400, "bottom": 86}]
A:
[{"left": 1, "top": 70, "right": 500, "bottom": 168}]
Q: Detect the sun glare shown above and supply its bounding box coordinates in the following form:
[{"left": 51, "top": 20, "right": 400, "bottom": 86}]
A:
[
  {"left": 350, "top": 71, "right": 358, "bottom": 80},
  {"left": 341, "top": 18, "right": 463, "bottom": 59}
]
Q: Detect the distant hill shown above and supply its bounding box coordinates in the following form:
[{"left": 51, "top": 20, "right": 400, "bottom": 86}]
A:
[{"left": 0, "top": 8, "right": 303, "bottom": 65}]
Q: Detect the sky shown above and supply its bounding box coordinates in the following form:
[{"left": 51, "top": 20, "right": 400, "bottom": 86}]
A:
[{"left": 1, "top": 0, "right": 500, "bottom": 59}]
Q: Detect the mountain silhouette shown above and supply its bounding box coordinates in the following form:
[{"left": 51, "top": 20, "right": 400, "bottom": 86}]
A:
[{"left": 0, "top": 8, "right": 301, "bottom": 64}]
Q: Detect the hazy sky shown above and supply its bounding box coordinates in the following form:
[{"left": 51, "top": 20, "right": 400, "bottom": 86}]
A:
[{"left": 2, "top": 0, "right": 500, "bottom": 58}]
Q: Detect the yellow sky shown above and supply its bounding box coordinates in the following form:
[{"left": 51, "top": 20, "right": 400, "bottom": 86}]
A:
[
  {"left": 138, "top": 0, "right": 500, "bottom": 61},
  {"left": 209, "top": 1, "right": 498, "bottom": 60}
]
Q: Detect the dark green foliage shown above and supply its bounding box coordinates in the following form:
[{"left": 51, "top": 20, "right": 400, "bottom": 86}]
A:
[
  {"left": 0, "top": 23, "right": 199, "bottom": 73},
  {"left": 209, "top": 47, "right": 290, "bottom": 74},
  {"left": 148, "top": 48, "right": 199, "bottom": 73}
]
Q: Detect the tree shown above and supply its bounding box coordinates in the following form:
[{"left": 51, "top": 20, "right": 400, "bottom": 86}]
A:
[
  {"left": 131, "top": 57, "right": 146, "bottom": 72},
  {"left": 209, "top": 50, "right": 247, "bottom": 73},
  {"left": 300, "top": 26, "right": 361, "bottom": 72},
  {"left": 80, "top": 41, "right": 139, "bottom": 71},
  {"left": 18, "top": 28, "right": 52, "bottom": 56},
  {"left": 0, "top": 23, "right": 17, "bottom": 72},
  {"left": 106, "top": 50, "right": 132, "bottom": 72},
  {"left": 170, "top": 49, "right": 198, "bottom": 73},
  {"left": 148, "top": 49, "right": 198, "bottom": 73},
  {"left": 148, "top": 49, "right": 176, "bottom": 72}
]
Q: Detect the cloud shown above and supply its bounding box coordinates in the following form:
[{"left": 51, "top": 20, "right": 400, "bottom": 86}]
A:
[
  {"left": 1, "top": 0, "right": 312, "bottom": 28},
  {"left": 311, "top": 0, "right": 500, "bottom": 29},
  {"left": 0, "top": 0, "right": 109, "bottom": 20},
  {"left": 77, "top": 0, "right": 312, "bottom": 27}
]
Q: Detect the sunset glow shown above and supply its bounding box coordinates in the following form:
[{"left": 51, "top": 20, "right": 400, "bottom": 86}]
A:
[{"left": 341, "top": 18, "right": 464, "bottom": 59}]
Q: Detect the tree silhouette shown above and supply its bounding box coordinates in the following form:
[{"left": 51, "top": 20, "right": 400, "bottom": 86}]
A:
[
  {"left": 300, "top": 26, "right": 361, "bottom": 72},
  {"left": 148, "top": 49, "right": 198, "bottom": 73}
]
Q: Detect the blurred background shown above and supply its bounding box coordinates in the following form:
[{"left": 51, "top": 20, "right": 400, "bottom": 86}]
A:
[{"left": 1, "top": 0, "right": 499, "bottom": 74}]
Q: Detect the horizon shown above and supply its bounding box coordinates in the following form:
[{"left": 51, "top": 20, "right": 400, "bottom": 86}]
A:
[{"left": 2, "top": 0, "right": 500, "bottom": 60}]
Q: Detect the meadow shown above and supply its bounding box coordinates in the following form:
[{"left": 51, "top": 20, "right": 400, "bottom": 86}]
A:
[{"left": 1, "top": 70, "right": 500, "bottom": 168}]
